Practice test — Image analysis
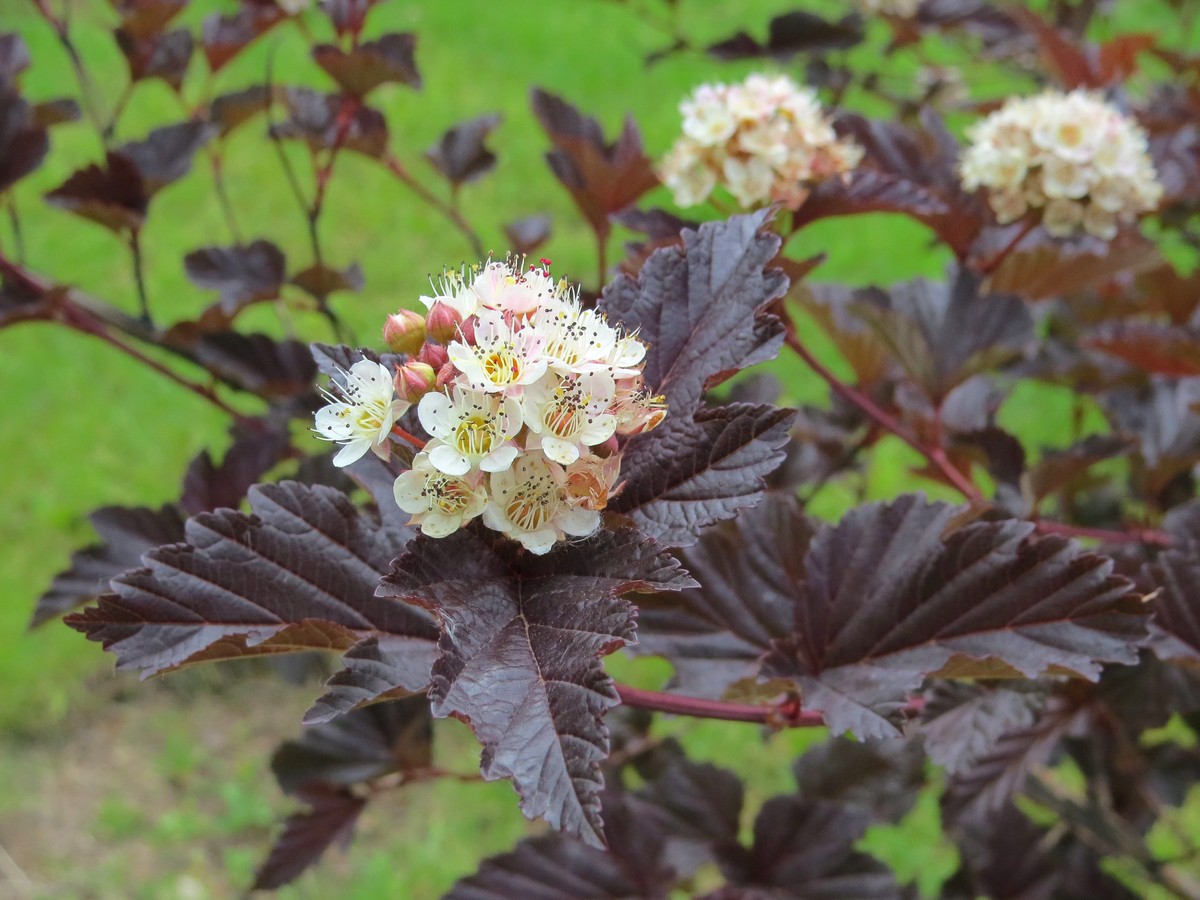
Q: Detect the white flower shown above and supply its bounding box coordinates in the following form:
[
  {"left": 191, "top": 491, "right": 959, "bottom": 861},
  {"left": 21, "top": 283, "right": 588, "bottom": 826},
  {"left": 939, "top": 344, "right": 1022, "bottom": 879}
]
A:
[
  {"left": 393, "top": 454, "right": 488, "bottom": 538},
  {"left": 472, "top": 260, "right": 544, "bottom": 316},
  {"left": 484, "top": 452, "right": 600, "bottom": 554},
  {"left": 660, "top": 73, "right": 860, "bottom": 211},
  {"left": 418, "top": 386, "right": 522, "bottom": 475},
  {"left": 960, "top": 89, "right": 1163, "bottom": 240},
  {"left": 522, "top": 371, "right": 618, "bottom": 465},
  {"left": 314, "top": 360, "right": 409, "bottom": 467},
  {"left": 532, "top": 295, "right": 621, "bottom": 374},
  {"left": 448, "top": 308, "right": 548, "bottom": 395},
  {"left": 611, "top": 378, "right": 668, "bottom": 436},
  {"left": 418, "top": 267, "right": 479, "bottom": 321}
]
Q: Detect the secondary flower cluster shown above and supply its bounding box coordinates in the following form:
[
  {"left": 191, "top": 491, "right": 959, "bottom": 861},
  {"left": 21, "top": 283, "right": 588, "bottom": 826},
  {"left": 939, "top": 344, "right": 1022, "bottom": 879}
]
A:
[
  {"left": 959, "top": 89, "right": 1163, "bottom": 240},
  {"left": 659, "top": 73, "right": 863, "bottom": 210},
  {"left": 315, "top": 258, "right": 666, "bottom": 554}
]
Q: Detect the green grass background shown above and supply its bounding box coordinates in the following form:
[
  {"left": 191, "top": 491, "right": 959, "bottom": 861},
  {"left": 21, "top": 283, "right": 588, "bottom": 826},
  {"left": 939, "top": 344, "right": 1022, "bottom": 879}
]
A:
[{"left": 1, "top": 0, "right": 1196, "bottom": 897}]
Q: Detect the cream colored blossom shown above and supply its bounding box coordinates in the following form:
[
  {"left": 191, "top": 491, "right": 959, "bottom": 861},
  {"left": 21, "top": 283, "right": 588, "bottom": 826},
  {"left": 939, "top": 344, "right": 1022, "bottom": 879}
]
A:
[
  {"left": 314, "top": 360, "right": 409, "bottom": 467},
  {"left": 960, "top": 89, "right": 1163, "bottom": 240},
  {"left": 659, "top": 73, "right": 862, "bottom": 210}
]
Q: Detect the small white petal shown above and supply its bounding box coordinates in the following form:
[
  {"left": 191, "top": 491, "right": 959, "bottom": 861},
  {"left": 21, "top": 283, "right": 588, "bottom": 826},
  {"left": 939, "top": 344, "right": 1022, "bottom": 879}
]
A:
[
  {"left": 480, "top": 444, "right": 519, "bottom": 473},
  {"left": 428, "top": 442, "right": 471, "bottom": 476}
]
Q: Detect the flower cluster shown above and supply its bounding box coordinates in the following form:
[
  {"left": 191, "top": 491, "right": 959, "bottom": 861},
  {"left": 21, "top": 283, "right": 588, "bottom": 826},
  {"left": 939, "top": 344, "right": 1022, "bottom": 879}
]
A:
[
  {"left": 658, "top": 73, "right": 863, "bottom": 210},
  {"left": 315, "top": 258, "right": 666, "bottom": 554},
  {"left": 959, "top": 89, "right": 1163, "bottom": 240}
]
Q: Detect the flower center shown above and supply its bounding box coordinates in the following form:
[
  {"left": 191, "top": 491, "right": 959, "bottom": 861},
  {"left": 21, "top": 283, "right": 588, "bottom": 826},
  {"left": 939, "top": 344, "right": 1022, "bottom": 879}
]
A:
[
  {"left": 427, "top": 474, "right": 472, "bottom": 515},
  {"left": 454, "top": 414, "right": 500, "bottom": 457},
  {"left": 481, "top": 347, "right": 522, "bottom": 385}
]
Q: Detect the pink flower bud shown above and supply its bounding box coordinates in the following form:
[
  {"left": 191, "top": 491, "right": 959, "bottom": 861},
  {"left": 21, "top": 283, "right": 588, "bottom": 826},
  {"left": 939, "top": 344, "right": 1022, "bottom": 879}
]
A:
[
  {"left": 435, "top": 362, "right": 458, "bottom": 389},
  {"left": 425, "top": 301, "right": 464, "bottom": 344},
  {"left": 417, "top": 341, "right": 449, "bottom": 370},
  {"left": 393, "top": 360, "right": 436, "bottom": 403},
  {"left": 382, "top": 308, "right": 426, "bottom": 356}
]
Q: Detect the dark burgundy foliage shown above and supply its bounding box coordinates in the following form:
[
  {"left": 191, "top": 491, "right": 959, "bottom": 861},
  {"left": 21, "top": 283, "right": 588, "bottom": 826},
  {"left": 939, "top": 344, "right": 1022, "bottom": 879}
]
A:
[
  {"left": 12, "top": 4, "right": 1200, "bottom": 895},
  {"left": 313, "top": 33, "right": 421, "bottom": 96},
  {"left": 32, "top": 504, "right": 186, "bottom": 629},
  {"left": 184, "top": 240, "right": 287, "bottom": 314},
  {"left": 252, "top": 784, "right": 366, "bottom": 890},
  {"left": 379, "top": 526, "right": 694, "bottom": 846},
  {"left": 426, "top": 113, "right": 503, "bottom": 187},
  {"left": 45, "top": 152, "right": 148, "bottom": 232},
  {"left": 531, "top": 88, "right": 658, "bottom": 242},
  {"left": 707, "top": 10, "right": 865, "bottom": 61},
  {"left": 66, "top": 482, "right": 438, "bottom": 701}
]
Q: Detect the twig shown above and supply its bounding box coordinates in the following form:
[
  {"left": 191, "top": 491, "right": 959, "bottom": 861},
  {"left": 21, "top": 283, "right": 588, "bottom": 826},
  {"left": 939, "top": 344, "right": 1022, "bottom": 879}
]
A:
[
  {"left": 615, "top": 683, "right": 924, "bottom": 728},
  {"left": 34, "top": 0, "right": 109, "bottom": 147},
  {"left": 129, "top": 228, "right": 150, "bottom": 323},
  {"left": 391, "top": 424, "right": 427, "bottom": 450},
  {"left": 978, "top": 217, "right": 1038, "bottom": 275},
  {"left": 64, "top": 304, "right": 245, "bottom": 420},
  {"left": 384, "top": 155, "right": 485, "bottom": 258},
  {"left": 784, "top": 322, "right": 984, "bottom": 502},
  {"left": 596, "top": 231, "right": 609, "bottom": 293},
  {"left": 6, "top": 194, "right": 24, "bottom": 262},
  {"left": 207, "top": 148, "right": 243, "bottom": 244}
]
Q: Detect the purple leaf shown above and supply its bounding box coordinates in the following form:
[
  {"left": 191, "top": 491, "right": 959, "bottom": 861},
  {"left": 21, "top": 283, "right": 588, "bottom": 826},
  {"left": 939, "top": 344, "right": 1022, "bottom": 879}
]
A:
[
  {"left": 504, "top": 214, "right": 552, "bottom": 255},
  {"left": 312, "top": 33, "right": 420, "bottom": 96},
  {"left": 791, "top": 737, "right": 926, "bottom": 822},
  {"left": 202, "top": 4, "right": 285, "bottom": 72},
  {"left": 530, "top": 88, "right": 658, "bottom": 240},
  {"left": 118, "top": 121, "right": 215, "bottom": 195},
  {"left": 379, "top": 526, "right": 695, "bottom": 845},
  {"left": 45, "top": 152, "right": 147, "bottom": 233},
  {"left": 425, "top": 113, "right": 502, "bottom": 187},
  {"left": 763, "top": 496, "right": 1144, "bottom": 737},
  {"left": 180, "top": 417, "right": 292, "bottom": 515},
  {"left": 115, "top": 26, "right": 193, "bottom": 89},
  {"left": 272, "top": 696, "right": 432, "bottom": 794},
  {"left": 66, "top": 483, "right": 437, "bottom": 696},
  {"left": 634, "top": 492, "right": 809, "bottom": 697},
  {"left": 208, "top": 85, "right": 274, "bottom": 138},
  {"left": 708, "top": 10, "right": 864, "bottom": 60},
  {"left": 271, "top": 88, "right": 389, "bottom": 159},
  {"left": 180, "top": 331, "right": 316, "bottom": 401},
  {"left": 707, "top": 798, "right": 901, "bottom": 899},
  {"left": 183, "top": 240, "right": 287, "bottom": 314},
  {"left": 850, "top": 268, "right": 1032, "bottom": 402},
  {"left": 609, "top": 403, "right": 795, "bottom": 547},
  {"left": 1145, "top": 540, "right": 1200, "bottom": 668},
  {"left": 31, "top": 504, "right": 186, "bottom": 629},
  {"left": 0, "top": 84, "right": 48, "bottom": 193},
  {"left": 919, "top": 682, "right": 1047, "bottom": 776},
  {"left": 252, "top": 784, "right": 365, "bottom": 890},
  {"left": 600, "top": 212, "right": 787, "bottom": 413},
  {"left": 446, "top": 789, "right": 676, "bottom": 899}
]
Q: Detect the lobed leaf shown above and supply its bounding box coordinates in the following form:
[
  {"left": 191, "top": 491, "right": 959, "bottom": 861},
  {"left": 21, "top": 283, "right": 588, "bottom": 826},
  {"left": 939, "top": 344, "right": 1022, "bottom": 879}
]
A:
[
  {"left": 763, "top": 496, "right": 1144, "bottom": 737},
  {"left": 45, "top": 152, "right": 147, "bottom": 233},
  {"left": 66, "top": 483, "right": 437, "bottom": 710},
  {"left": 183, "top": 240, "right": 287, "bottom": 315},
  {"left": 312, "top": 33, "right": 420, "bottom": 96},
  {"left": 202, "top": 5, "right": 285, "bottom": 72},
  {"left": 180, "top": 417, "right": 292, "bottom": 516},
  {"left": 600, "top": 211, "right": 787, "bottom": 413},
  {"left": 530, "top": 88, "right": 658, "bottom": 240},
  {"left": 31, "top": 504, "right": 186, "bottom": 629},
  {"left": 425, "top": 113, "right": 503, "bottom": 187},
  {"left": 504, "top": 214, "right": 552, "bottom": 255},
  {"left": 272, "top": 696, "right": 433, "bottom": 795},
  {"left": 707, "top": 10, "right": 864, "bottom": 60},
  {"left": 706, "top": 798, "right": 901, "bottom": 899},
  {"left": 379, "top": 526, "right": 694, "bottom": 846},
  {"left": 252, "top": 784, "right": 365, "bottom": 891}
]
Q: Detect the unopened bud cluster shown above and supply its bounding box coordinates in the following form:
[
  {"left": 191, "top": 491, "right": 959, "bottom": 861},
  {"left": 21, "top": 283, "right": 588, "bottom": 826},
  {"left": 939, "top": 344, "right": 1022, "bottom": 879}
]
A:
[
  {"left": 314, "top": 257, "right": 666, "bottom": 554},
  {"left": 959, "top": 89, "right": 1163, "bottom": 240},
  {"left": 659, "top": 73, "right": 863, "bottom": 209}
]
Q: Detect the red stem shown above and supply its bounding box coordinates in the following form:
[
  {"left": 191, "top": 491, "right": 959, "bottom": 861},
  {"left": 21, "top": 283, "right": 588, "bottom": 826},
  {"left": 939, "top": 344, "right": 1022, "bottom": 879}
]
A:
[
  {"left": 383, "top": 155, "right": 485, "bottom": 258},
  {"left": 784, "top": 325, "right": 984, "bottom": 502},
  {"left": 615, "top": 683, "right": 924, "bottom": 728},
  {"left": 391, "top": 424, "right": 427, "bottom": 450}
]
